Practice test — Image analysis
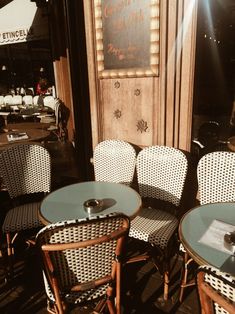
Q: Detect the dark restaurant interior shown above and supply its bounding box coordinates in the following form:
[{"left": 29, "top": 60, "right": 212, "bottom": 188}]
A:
[{"left": 0, "top": 0, "right": 235, "bottom": 313}]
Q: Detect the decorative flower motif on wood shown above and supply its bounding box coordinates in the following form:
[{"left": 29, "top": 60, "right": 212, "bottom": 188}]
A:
[
  {"left": 114, "top": 109, "right": 122, "bottom": 119},
  {"left": 137, "top": 119, "right": 148, "bottom": 133},
  {"left": 134, "top": 89, "right": 141, "bottom": 96},
  {"left": 114, "top": 81, "right": 120, "bottom": 89}
]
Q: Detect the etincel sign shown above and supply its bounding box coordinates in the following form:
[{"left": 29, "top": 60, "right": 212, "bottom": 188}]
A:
[
  {"left": 0, "top": 27, "right": 34, "bottom": 44},
  {"left": 0, "top": 0, "right": 48, "bottom": 46}
]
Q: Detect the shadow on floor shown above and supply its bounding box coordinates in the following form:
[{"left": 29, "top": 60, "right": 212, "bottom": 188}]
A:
[{"left": 0, "top": 238, "right": 200, "bottom": 314}]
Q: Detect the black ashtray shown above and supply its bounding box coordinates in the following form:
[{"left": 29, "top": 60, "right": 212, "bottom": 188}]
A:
[
  {"left": 83, "top": 199, "right": 104, "bottom": 215},
  {"left": 224, "top": 231, "right": 235, "bottom": 255}
]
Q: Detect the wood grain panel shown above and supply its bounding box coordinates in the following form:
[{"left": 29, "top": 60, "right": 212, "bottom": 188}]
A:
[
  {"left": 83, "top": 0, "right": 100, "bottom": 149},
  {"left": 165, "top": 0, "right": 177, "bottom": 146},
  {"left": 83, "top": 0, "right": 198, "bottom": 152},
  {"left": 101, "top": 77, "right": 154, "bottom": 146},
  {"left": 178, "top": 0, "right": 198, "bottom": 151}
]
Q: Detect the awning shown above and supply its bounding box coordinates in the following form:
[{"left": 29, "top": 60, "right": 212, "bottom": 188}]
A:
[{"left": 0, "top": 0, "right": 48, "bottom": 46}]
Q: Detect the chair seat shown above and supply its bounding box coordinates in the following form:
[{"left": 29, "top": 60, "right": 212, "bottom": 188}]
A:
[
  {"left": 129, "top": 207, "right": 178, "bottom": 250},
  {"left": 202, "top": 265, "right": 235, "bottom": 285},
  {"left": 2, "top": 202, "right": 44, "bottom": 233},
  {"left": 197, "top": 265, "right": 235, "bottom": 313}
]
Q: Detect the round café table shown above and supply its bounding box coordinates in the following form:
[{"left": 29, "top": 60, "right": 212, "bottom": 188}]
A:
[
  {"left": 7, "top": 122, "right": 52, "bottom": 131},
  {"left": 39, "top": 181, "right": 142, "bottom": 224},
  {"left": 179, "top": 202, "right": 235, "bottom": 276},
  {"left": 0, "top": 128, "right": 50, "bottom": 146}
]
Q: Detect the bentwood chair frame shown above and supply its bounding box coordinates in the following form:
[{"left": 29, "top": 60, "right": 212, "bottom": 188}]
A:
[
  {"left": 179, "top": 151, "right": 235, "bottom": 302},
  {"left": 36, "top": 213, "right": 130, "bottom": 314},
  {"left": 0, "top": 143, "right": 51, "bottom": 276},
  {"left": 93, "top": 139, "right": 136, "bottom": 187},
  {"left": 196, "top": 265, "right": 235, "bottom": 314},
  {"left": 128, "top": 145, "right": 188, "bottom": 300}
]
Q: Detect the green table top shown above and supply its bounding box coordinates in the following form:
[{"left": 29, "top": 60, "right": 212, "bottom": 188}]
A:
[
  {"left": 179, "top": 202, "right": 235, "bottom": 276},
  {"left": 40, "top": 181, "right": 142, "bottom": 224}
]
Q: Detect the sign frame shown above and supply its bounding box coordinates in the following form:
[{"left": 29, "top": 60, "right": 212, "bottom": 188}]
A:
[{"left": 94, "top": 0, "right": 160, "bottom": 78}]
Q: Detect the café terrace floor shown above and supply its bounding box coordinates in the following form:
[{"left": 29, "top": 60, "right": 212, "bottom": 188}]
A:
[
  {"left": 0, "top": 141, "right": 201, "bottom": 314},
  {"left": 0, "top": 233, "right": 200, "bottom": 314}
]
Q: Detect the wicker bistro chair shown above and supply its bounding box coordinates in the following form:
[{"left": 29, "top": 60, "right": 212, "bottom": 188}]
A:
[
  {"left": 196, "top": 265, "right": 235, "bottom": 314},
  {"left": 128, "top": 146, "right": 188, "bottom": 300},
  {"left": 93, "top": 139, "right": 136, "bottom": 186},
  {"left": 0, "top": 143, "right": 51, "bottom": 276},
  {"left": 36, "top": 213, "right": 130, "bottom": 314},
  {"left": 179, "top": 151, "right": 235, "bottom": 302},
  {"left": 22, "top": 95, "right": 33, "bottom": 106}
]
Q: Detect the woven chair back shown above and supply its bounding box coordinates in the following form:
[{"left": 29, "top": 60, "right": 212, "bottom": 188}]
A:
[
  {"left": 94, "top": 139, "right": 136, "bottom": 186},
  {"left": 33, "top": 95, "right": 39, "bottom": 106},
  {"left": 12, "top": 95, "right": 22, "bottom": 105},
  {"left": 197, "top": 151, "right": 235, "bottom": 205},
  {"left": 36, "top": 213, "right": 130, "bottom": 306},
  {"left": 136, "top": 145, "right": 188, "bottom": 207},
  {"left": 23, "top": 95, "right": 33, "bottom": 105},
  {"left": 4, "top": 95, "right": 13, "bottom": 105},
  {"left": 197, "top": 265, "right": 235, "bottom": 314},
  {"left": 44, "top": 96, "right": 56, "bottom": 111},
  {"left": 0, "top": 143, "right": 51, "bottom": 199},
  {"left": 0, "top": 95, "right": 4, "bottom": 105},
  {"left": 54, "top": 98, "right": 62, "bottom": 127}
]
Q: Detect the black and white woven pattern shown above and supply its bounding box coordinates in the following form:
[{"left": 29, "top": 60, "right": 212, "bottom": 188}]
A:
[
  {"left": 0, "top": 143, "right": 51, "bottom": 199},
  {"left": 36, "top": 213, "right": 129, "bottom": 305},
  {"left": 197, "top": 265, "right": 235, "bottom": 314},
  {"left": 94, "top": 139, "right": 136, "bottom": 186},
  {"left": 136, "top": 146, "right": 188, "bottom": 206},
  {"left": 2, "top": 202, "right": 43, "bottom": 232},
  {"left": 129, "top": 207, "right": 178, "bottom": 249},
  {"left": 179, "top": 151, "right": 235, "bottom": 301},
  {"left": 180, "top": 151, "right": 235, "bottom": 254},
  {"left": 197, "top": 151, "right": 235, "bottom": 205},
  {"left": 129, "top": 146, "right": 188, "bottom": 248},
  {"left": 0, "top": 143, "right": 51, "bottom": 234}
]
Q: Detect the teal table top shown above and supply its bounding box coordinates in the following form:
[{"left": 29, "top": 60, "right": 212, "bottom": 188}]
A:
[
  {"left": 179, "top": 202, "right": 235, "bottom": 276},
  {"left": 40, "top": 181, "right": 142, "bottom": 224}
]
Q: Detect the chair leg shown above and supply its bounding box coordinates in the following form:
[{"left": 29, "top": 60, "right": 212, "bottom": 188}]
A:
[
  {"left": 6, "top": 233, "right": 14, "bottom": 278},
  {"left": 0, "top": 239, "right": 10, "bottom": 284},
  {"left": 163, "top": 270, "right": 170, "bottom": 300},
  {"left": 93, "top": 298, "right": 106, "bottom": 313},
  {"left": 162, "top": 247, "right": 179, "bottom": 301},
  {"left": 106, "top": 286, "right": 116, "bottom": 314},
  {"left": 179, "top": 252, "right": 195, "bottom": 302}
]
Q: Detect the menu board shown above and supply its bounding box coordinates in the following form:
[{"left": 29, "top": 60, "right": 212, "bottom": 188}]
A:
[
  {"left": 94, "top": 0, "right": 160, "bottom": 78},
  {"left": 102, "top": 0, "right": 150, "bottom": 69}
]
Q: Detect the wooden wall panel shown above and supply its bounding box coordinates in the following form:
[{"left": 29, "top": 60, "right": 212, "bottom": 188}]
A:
[
  {"left": 178, "top": 0, "right": 198, "bottom": 150},
  {"left": 165, "top": 0, "right": 178, "bottom": 146},
  {"left": 158, "top": 0, "right": 198, "bottom": 150},
  {"left": 83, "top": 0, "right": 100, "bottom": 149},
  {"left": 83, "top": 0, "right": 198, "bottom": 152},
  {"left": 101, "top": 78, "right": 155, "bottom": 147},
  {"left": 49, "top": 0, "right": 74, "bottom": 141}
]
